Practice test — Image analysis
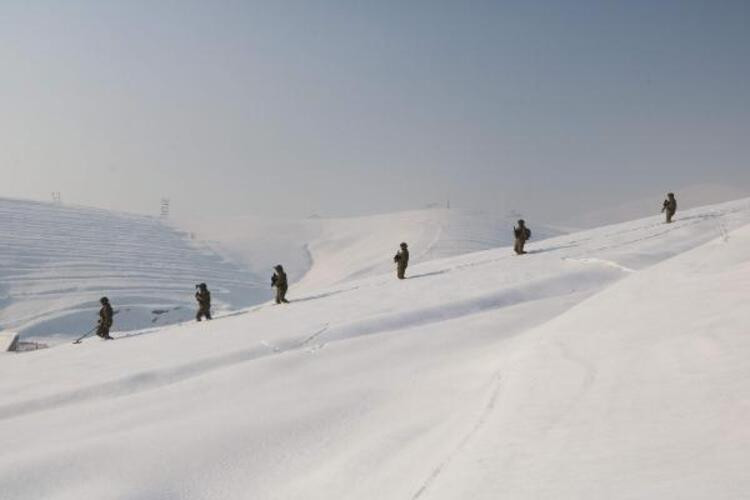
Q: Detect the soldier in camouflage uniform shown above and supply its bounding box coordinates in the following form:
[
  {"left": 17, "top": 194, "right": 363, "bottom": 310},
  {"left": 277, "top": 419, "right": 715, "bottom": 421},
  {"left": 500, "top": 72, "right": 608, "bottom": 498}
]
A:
[
  {"left": 96, "top": 296, "right": 114, "bottom": 340},
  {"left": 272, "top": 265, "right": 289, "bottom": 304},
  {"left": 513, "top": 219, "right": 531, "bottom": 255},
  {"left": 195, "top": 283, "right": 212, "bottom": 321},
  {"left": 662, "top": 192, "right": 677, "bottom": 223},
  {"left": 394, "top": 242, "right": 409, "bottom": 279}
]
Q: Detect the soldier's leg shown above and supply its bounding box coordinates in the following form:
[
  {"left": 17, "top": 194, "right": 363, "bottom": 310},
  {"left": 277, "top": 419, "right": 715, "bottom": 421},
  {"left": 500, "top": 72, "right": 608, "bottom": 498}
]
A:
[
  {"left": 397, "top": 265, "right": 405, "bottom": 279},
  {"left": 275, "top": 287, "right": 282, "bottom": 304},
  {"left": 98, "top": 325, "right": 112, "bottom": 339},
  {"left": 280, "top": 286, "right": 289, "bottom": 303}
]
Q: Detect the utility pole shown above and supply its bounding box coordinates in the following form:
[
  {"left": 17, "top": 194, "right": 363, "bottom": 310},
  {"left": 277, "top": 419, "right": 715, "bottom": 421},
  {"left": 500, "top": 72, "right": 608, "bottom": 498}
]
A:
[{"left": 160, "top": 198, "right": 170, "bottom": 218}]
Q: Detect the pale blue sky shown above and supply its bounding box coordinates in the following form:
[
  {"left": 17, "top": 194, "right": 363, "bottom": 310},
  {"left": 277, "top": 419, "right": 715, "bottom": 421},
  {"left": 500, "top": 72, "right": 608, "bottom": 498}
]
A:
[{"left": 2, "top": 1, "right": 748, "bottom": 220}]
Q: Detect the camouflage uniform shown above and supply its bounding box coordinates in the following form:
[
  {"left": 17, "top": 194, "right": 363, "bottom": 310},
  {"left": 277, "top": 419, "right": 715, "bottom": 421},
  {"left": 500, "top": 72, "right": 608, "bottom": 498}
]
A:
[
  {"left": 96, "top": 298, "right": 114, "bottom": 339},
  {"left": 513, "top": 220, "right": 531, "bottom": 255},
  {"left": 195, "top": 284, "right": 212, "bottom": 321},
  {"left": 272, "top": 266, "right": 289, "bottom": 304},
  {"left": 394, "top": 243, "right": 409, "bottom": 279},
  {"left": 662, "top": 193, "right": 677, "bottom": 223}
]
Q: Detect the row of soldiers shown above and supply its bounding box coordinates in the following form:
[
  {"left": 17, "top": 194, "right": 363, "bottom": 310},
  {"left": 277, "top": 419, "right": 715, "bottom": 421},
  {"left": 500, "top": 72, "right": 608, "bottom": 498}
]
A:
[
  {"left": 91, "top": 266, "right": 290, "bottom": 339},
  {"left": 394, "top": 192, "right": 677, "bottom": 273},
  {"left": 91, "top": 193, "right": 678, "bottom": 339},
  {"left": 193, "top": 265, "right": 290, "bottom": 322}
]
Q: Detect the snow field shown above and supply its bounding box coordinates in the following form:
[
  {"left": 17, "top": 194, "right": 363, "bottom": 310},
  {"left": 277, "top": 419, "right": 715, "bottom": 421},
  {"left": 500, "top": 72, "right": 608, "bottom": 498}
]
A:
[{"left": 1, "top": 198, "right": 749, "bottom": 499}]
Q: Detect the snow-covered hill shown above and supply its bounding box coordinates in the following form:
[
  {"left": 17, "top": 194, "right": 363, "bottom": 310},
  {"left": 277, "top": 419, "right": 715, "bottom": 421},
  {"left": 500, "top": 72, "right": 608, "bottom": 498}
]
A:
[
  {"left": 1, "top": 201, "right": 561, "bottom": 346},
  {"left": 1, "top": 198, "right": 749, "bottom": 499},
  {"left": 0, "top": 198, "right": 264, "bottom": 344},
  {"left": 181, "top": 208, "right": 565, "bottom": 290}
]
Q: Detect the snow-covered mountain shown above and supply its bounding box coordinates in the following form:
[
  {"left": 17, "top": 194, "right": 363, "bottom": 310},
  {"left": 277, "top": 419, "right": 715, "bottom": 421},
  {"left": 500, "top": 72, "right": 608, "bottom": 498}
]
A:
[
  {"left": 1, "top": 198, "right": 750, "bottom": 499},
  {"left": 0, "top": 198, "right": 265, "bottom": 344}
]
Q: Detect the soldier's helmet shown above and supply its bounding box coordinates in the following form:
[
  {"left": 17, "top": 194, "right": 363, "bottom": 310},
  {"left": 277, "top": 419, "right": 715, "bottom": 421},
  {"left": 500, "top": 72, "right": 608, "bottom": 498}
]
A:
[
  {"left": 400, "top": 242, "right": 408, "bottom": 248},
  {"left": 274, "top": 265, "right": 283, "bottom": 271},
  {"left": 518, "top": 219, "right": 525, "bottom": 225},
  {"left": 198, "top": 283, "right": 207, "bottom": 290},
  {"left": 668, "top": 192, "right": 675, "bottom": 197},
  {"left": 100, "top": 296, "right": 109, "bottom": 304}
]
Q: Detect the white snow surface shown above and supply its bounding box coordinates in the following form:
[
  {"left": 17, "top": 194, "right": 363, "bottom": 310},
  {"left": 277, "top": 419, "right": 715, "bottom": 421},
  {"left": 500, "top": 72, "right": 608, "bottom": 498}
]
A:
[{"left": 2, "top": 198, "right": 750, "bottom": 499}]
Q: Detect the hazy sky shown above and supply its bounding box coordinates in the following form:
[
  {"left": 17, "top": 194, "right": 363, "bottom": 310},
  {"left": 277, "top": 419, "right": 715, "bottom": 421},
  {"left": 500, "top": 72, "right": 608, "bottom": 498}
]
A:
[{"left": 2, "top": 1, "right": 749, "bottom": 221}]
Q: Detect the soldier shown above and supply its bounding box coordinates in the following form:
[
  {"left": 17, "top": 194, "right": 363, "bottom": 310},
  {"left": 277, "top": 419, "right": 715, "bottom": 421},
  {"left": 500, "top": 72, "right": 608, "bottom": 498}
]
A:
[
  {"left": 195, "top": 283, "right": 212, "bottom": 321},
  {"left": 662, "top": 192, "right": 677, "bottom": 223},
  {"left": 513, "top": 219, "right": 531, "bottom": 255},
  {"left": 96, "top": 296, "right": 114, "bottom": 340},
  {"left": 272, "top": 265, "right": 289, "bottom": 304},
  {"left": 394, "top": 242, "right": 409, "bottom": 279}
]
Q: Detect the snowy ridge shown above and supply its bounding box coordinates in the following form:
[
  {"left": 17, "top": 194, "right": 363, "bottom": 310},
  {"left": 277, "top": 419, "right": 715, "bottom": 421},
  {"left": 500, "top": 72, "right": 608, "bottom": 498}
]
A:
[
  {"left": 0, "top": 198, "right": 264, "bottom": 344},
  {"left": 1, "top": 198, "right": 749, "bottom": 499}
]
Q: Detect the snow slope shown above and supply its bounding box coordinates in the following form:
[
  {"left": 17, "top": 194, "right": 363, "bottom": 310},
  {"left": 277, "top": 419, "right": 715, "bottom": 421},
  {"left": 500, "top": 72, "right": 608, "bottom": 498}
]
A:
[
  {"left": 181, "top": 208, "right": 565, "bottom": 290},
  {"left": 1, "top": 198, "right": 749, "bottom": 499},
  {"left": 0, "top": 198, "right": 265, "bottom": 344},
  {"left": 561, "top": 183, "right": 750, "bottom": 229}
]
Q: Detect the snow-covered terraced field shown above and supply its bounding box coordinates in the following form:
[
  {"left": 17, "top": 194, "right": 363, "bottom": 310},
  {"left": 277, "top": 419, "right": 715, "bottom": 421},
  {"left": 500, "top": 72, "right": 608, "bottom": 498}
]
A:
[
  {"left": 1, "top": 198, "right": 749, "bottom": 499},
  {"left": 0, "top": 198, "right": 265, "bottom": 344}
]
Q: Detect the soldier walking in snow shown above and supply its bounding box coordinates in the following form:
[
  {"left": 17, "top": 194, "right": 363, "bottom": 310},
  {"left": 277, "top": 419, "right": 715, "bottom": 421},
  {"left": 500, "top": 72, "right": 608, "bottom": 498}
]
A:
[
  {"left": 394, "top": 242, "right": 409, "bottom": 279},
  {"left": 513, "top": 219, "right": 531, "bottom": 255},
  {"left": 272, "top": 265, "right": 289, "bottom": 304},
  {"left": 96, "top": 296, "right": 114, "bottom": 339},
  {"left": 662, "top": 192, "right": 677, "bottom": 223},
  {"left": 195, "top": 283, "right": 212, "bottom": 321}
]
